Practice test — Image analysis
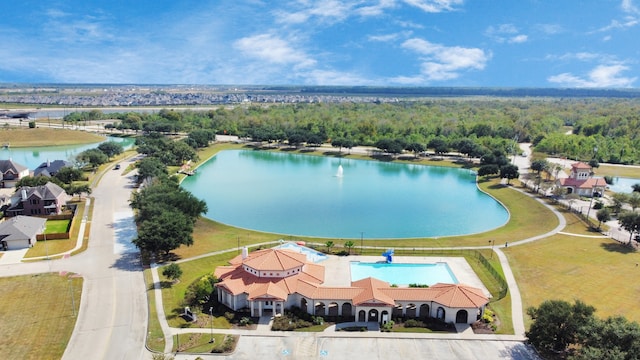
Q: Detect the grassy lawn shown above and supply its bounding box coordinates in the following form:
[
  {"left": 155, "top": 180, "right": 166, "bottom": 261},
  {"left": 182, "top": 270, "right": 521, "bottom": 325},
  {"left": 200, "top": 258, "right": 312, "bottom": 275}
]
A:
[
  {"left": 595, "top": 164, "right": 640, "bottom": 178},
  {"left": 0, "top": 273, "right": 82, "bottom": 359},
  {"left": 143, "top": 269, "right": 166, "bottom": 352},
  {"left": 0, "top": 127, "right": 105, "bottom": 147},
  {"left": 25, "top": 200, "right": 87, "bottom": 259},
  {"left": 173, "top": 333, "right": 237, "bottom": 353},
  {"left": 506, "top": 211, "right": 640, "bottom": 328},
  {"left": 45, "top": 219, "right": 71, "bottom": 233},
  {"left": 159, "top": 253, "right": 236, "bottom": 328}
]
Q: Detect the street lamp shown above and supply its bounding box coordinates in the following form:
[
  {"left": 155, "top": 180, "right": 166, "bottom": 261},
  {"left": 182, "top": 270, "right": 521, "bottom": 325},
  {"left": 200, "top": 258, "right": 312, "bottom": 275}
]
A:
[
  {"left": 488, "top": 240, "right": 495, "bottom": 259},
  {"left": 360, "top": 232, "right": 364, "bottom": 255},
  {"left": 209, "top": 307, "right": 214, "bottom": 343}
]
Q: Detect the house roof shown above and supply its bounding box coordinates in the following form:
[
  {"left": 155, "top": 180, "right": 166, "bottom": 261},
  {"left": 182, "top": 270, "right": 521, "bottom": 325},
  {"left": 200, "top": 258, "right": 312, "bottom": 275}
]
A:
[
  {"left": 17, "top": 182, "right": 67, "bottom": 201},
  {"left": 0, "top": 159, "right": 28, "bottom": 175},
  {"left": 234, "top": 248, "right": 308, "bottom": 272},
  {"left": 558, "top": 177, "right": 607, "bottom": 189},
  {"left": 33, "top": 160, "right": 73, "bottom": 177},
  {"left": 215, "top": 246, "right": 490, "bottom": 310},
  {"left": 0, "top": 215, "right": 46, "bottom": 241},
  {"left": 571, "top": 162, "right": 592, "bottom": 170}
]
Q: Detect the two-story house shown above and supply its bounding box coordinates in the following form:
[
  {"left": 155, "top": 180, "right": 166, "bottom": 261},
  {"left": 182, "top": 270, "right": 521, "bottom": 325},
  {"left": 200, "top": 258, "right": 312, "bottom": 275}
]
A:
[
  {"left": 5, "top": 182, "right": 71, "bottom": 217},
  {"left": 0, "top": 159, "right": 30, "bottom": 188},
  {"left": 556, "top": 162, "right": 607, "bottom": 197},
  {"left": 33, "top": 159, "right": 73, "bottom": 177}
]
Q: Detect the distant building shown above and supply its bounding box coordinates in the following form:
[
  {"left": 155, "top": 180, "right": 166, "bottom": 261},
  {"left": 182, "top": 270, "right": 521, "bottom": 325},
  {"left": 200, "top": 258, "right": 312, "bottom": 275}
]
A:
[
  {"left": 33, "top": 159, "right": 73, "bottom": 177},
  {"left": 5, "top": 182, "right": 71, "bottom": 217},
  {"left": 556, "top": 162, "right": 607, "bottom": 197},
  {"left": 0, "top": 159, "right": 30, "bottom": 188}
]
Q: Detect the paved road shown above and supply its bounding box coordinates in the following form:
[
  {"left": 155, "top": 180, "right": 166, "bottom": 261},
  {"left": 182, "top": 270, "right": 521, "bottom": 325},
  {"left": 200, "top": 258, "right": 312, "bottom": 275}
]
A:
[{"left": 59, "top": 157, "right": 147, "bottom": 360}]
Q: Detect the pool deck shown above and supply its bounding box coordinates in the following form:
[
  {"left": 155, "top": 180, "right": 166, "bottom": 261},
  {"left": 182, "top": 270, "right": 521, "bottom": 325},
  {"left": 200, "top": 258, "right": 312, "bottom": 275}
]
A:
[{"left": 321, "top": 255, "right": 492, "bottom": 298}]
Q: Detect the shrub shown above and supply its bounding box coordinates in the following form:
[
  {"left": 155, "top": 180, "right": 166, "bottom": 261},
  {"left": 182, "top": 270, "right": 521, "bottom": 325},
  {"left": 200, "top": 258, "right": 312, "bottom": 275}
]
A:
[
  {"left": 404, "top": 319, "right": 426, "bottom": 328},
  {"left": 183, "top": 274, "right": 218, "bottom": 307},
  {"left": 224, "top": 312, "right": 235, "bottom": 321},
  {"left": 381, "top": 320, "right": 394, "bottom": 332},
  {"left": 593, "top": 200, "right": 604, "bottom": 210},
  {"left": 239, "top": 317, "right": 252, "bottom": 326}
]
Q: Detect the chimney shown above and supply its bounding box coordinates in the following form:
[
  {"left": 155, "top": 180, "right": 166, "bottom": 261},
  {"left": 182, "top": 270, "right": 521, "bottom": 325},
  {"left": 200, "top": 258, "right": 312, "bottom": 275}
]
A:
[
  {"left": 242, "top": 246, "right": 248, "bottom": 260},
  {"left": 21, "top": 189, "right": 27, "bottom": 200}
]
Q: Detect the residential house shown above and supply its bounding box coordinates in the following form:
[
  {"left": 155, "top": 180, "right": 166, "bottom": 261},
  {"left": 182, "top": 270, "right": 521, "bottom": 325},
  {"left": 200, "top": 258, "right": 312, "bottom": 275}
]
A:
[
  {"left": 5, "top": 182, "right": 71, "bottom": 217},
  {"left": 556, "top": 162, "right": 607, "bottom": 197},
  {"left": 0, "top": 215, "right": 47, "bottom": 250},
  {"left": 33, "top": 159, "right": 73, "bottom": 177},
  {"left": 214, "top": 247, "right": 489, "bottom": 325},
  {"left": 0, "top": 159, "right": 30, "bottom": 188}
]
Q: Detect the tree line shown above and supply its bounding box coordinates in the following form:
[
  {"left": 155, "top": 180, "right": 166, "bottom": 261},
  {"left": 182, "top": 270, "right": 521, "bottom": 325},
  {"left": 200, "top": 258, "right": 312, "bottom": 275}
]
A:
[{"left": 66, "top": 98, "right": 640, "bottom": 164}]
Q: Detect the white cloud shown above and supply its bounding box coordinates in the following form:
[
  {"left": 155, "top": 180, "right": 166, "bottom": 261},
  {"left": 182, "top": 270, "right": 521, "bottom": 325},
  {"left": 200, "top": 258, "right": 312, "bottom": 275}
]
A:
[
  {"left": 402, "top": 0, "right": 463, "bottom": 13},
  {"left": 545, "top": 52, "right": 615, "bottom": 63},
  {"left": 508, "top": 34, "right": 528, "bottom": 43},
  {"left": 535, "top": 23, "right": 563, "bottom": 35},
  {"left": 402, "top": 38, "right": 490, "bottom": 81},
  {"left": 368, "top": 31, "right": 412, "bottom": 42},
  {"left": 622, "top": 0, "right": 640, "bottom": 14},
  {"left": 485, "top": 24, "right": 528, "bottom": 43},
  {"left": 233, "top": 34, "right": 316, "bottom": 69},
  {"left": 548, "top": 64, "right": 637, "bottom": 88}
]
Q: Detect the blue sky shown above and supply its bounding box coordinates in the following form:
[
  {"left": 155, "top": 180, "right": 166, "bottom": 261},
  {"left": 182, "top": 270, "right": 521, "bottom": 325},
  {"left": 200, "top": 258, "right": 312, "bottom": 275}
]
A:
[{"left": 0, "top": 0, "right": 638, "bottom": 87}]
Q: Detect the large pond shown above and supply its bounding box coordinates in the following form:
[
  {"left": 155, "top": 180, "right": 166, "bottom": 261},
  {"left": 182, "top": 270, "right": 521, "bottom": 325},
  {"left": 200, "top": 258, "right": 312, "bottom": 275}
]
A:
[
  {"left": 0, "top": 136, "right": 135, "bottom": 169},
  {"left": 181, "top": 150, "right": 509, "bottom": 239}
]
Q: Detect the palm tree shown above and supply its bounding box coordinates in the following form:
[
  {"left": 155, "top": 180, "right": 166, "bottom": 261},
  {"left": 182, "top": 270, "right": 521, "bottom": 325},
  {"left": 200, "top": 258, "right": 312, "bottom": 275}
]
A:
[
  {"left": 344, "top": 240, "right": 355, "bottom": 255},
  {"left": 325, "top": 241, "right": 334, "bottom": 254}
]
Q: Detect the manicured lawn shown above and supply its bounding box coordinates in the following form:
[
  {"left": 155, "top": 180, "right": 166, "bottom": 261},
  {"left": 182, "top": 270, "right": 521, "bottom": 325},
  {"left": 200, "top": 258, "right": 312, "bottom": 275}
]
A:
[
  {"left": 0, "top": 273, "right": 82, "bottom": 359},
  {"left": 506, "top": 211, "right": 640, "bottom": 328},
  {"left": 45, "top": 219, "right": 71, "bottom": 233},
  {"left": 143, "top": 269, "right": 166, "bottom": 352},
  {"left": 173, "top": 333, "right": 237, "bottom": 353},
  {"left": 0, "top": 127, "right": 105, "bottom": 147},
  {"left": 595, "top": 164, "right": 640, "bottom": 178},
  {"left": 25, "top": 200, "right": 87, "bottom": 259},
  {"left": 159, "top": 253, "right": 236, "bottom": 328}
]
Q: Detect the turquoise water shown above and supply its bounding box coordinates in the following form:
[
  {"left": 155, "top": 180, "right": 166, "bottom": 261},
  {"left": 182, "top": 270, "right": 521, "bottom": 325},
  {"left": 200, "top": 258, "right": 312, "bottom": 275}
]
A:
[
  {"left": 274, "top": 242, "right": 328, "bottom": 263},
  {"left": 0, "top": 136, "right": 135, "bottom": 169},
  {"left": 181, "top": 150, "right": 508, "bottom": 238},
  {"left": 608, "top": 177, "right": 640, "bottom": 194},
  {"left": 350, "top": 262, "right": 458, "bottom": 285}
]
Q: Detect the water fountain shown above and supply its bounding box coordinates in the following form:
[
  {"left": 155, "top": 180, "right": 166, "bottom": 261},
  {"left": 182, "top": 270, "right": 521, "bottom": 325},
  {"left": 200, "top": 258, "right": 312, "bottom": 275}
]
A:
[{"left": 336, "top": 164, "right": 344, "bottom": 177}]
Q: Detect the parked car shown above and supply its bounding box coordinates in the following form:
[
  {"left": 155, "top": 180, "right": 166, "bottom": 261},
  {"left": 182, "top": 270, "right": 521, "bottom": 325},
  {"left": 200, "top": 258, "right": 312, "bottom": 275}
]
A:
[{"left": 114, "top": 164, "right": 121, "bottom": 170}]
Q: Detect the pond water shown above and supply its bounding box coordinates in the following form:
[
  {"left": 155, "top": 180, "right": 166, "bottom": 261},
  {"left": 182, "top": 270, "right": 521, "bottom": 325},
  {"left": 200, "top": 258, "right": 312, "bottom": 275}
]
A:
[
  {"left": 180, "top": 150, "right": 509, "bottom": 239},
  {"left": 608, "top": 177, "right": 640, "bottom": 194},
  {"left": 0, "top": 136, "right": 135, "bottom": 169}
]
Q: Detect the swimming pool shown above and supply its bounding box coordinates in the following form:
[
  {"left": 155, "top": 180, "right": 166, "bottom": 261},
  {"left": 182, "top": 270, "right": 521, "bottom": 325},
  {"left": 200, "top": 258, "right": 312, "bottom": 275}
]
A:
[
  {"left": 350, "top": 262, "right": 458, "bottom": 286},
  {"left": 274, "top": 242, "right": 328, "bottom": 263}
]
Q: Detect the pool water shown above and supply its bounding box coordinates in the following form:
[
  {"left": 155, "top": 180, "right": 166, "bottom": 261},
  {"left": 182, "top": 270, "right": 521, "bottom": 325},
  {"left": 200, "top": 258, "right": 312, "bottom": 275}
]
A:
[
  {"left": 274, "top": 242, "right": 328, "bottom": 263},
  {"left": 350, "top": 262, "right": 458, "bottom": 286}
]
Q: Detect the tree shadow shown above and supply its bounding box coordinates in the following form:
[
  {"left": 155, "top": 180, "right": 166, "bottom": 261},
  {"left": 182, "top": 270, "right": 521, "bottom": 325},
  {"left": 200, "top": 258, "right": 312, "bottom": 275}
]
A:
[
  {"left": 600, "top": 242, "right": 636, "bottom": 254},
  {"left": 498, "top": 342, "right": 540, "bottom": 360},
  {"left": 110, "top": 251, "right": 143, "bottom": 272}
]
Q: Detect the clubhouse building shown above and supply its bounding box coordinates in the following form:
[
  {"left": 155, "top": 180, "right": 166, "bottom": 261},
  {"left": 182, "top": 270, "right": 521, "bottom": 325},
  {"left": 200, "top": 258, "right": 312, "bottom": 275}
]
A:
[{"left": 214, "top": 246, "right": 490, "bottom": 325}]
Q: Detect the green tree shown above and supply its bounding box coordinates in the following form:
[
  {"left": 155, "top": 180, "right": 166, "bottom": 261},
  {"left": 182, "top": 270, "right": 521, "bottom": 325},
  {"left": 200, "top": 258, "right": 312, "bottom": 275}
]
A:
[
  {"left": 526, "top": 299, "right": 596, "bottom": 356},
  {"left": 618, "top": 211, "right": 640, "bottom": 244},
  {"left": 344, "top": 240, "right": 355, "bottom": 254},
  {"left": 611, "top": 193, "right": 629, "bottom": 215},
  {"left": 627, "top": 192, "right": 640, "bottom": 211},
  {"left": 596, "top": 208, "right": 611, "bottom": 230},
  {"left": 184, "top": 274, "right": 218, "bottom": 306},
  {"left": 499, "top": 164, "right": 520, "bottom": 184},
  {"left": 66, "top": 183, "right": 92, "bottom": 199},
  {"left": 97, "top": 141, "right": 124, "bottom": 159},
  {"left": 133, "top": 209, "right": 194, "bottom": 255},
  {"left": 136, "top": 157, "right": 168, "bottom": 182},
  {"left": 54, "top": 167, "right": 84, "bottom": 184},
  {"left": 477, "top": 164, "right": 499, "bottom": 178},
  {"left": 162, "top": 263, "right": 183, "bottom": 283},
  {"left": 15, "top": 176, "right": 61, "bottom": 188},
  {"left": 572, "top": 316, "right": 640, "bottom": 360},
  {"left": 76, "top": 148, "right": 108, "bottom": 168},
  {"left": 325, "top": 240, "right": 334, "bottom": 253}
]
